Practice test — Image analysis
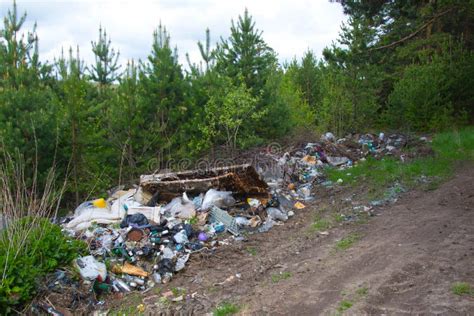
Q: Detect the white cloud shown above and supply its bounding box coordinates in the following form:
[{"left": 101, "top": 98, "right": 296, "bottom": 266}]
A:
[{"left": 0, "top": 0, "right": 347, "bottom": 68}]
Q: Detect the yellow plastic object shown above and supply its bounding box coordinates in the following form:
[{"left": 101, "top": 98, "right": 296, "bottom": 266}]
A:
[
  {"left": 92, "top": 198, "right": 107, "bottom": 208},
  {"left": 137, "top": 304, "right": 145, "bottom": 313},
  {"left": 112, "top": 262, "right": 149, "bottom": 277},
  {"left": 294, "top": 201, "right": 306, "bottom": 209}
]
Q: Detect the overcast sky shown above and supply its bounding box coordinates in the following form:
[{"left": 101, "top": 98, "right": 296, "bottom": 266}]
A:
[{"left": 0, "top": 0, "right": 347, "bottom": 69}]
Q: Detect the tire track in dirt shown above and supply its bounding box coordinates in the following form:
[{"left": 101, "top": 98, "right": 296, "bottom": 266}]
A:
[{"left": 242, "top": 165, "right": 474, "bottom": 315}]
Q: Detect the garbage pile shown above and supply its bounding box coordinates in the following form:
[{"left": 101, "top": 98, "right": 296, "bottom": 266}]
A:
[
  {"left": 260, "top": 132, "right": 411, "bottom": 202},
  {"left": 61, "top": 164, "right": 298, "bottom": 299},
  {"left": 57, "top": 131, "right": 414, "bottom": 305}
]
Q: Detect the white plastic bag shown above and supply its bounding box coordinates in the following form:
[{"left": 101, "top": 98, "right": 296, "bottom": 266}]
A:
[
  {"left": 74, "top": 198, "right": 107, "bottom": 217},
  {"left": 111, "top": 190, "right": 161, "bottom": 223},
  {"left": 175, "top": 254, "right": 190, "bottom": 272},
  {"left": 75, "top": 255, "right": 107, "bottom": 281},
  {"left": 266, "top": 207, "right": 288, "bottom": 222},
  {"left": 321, "top": 132, "right": 336, "bottom": 142},
  {"left": 235, "top": 217, "right": 250, "bottom": 226},
  {"left": 66, "top": 208, "right": 124, "bottom": 231},
  {"left": 161, "top": 193, "right": 196, "bottom": 219},
  {"left": 201, "top": 189, "right": 236, "bottom": 211},
  {"left": 173, "top": 229, "right": 189, "bottom": 244}
]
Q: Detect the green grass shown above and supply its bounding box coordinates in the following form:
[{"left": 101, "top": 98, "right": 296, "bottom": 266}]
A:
[
  {"left": 356, "top": 286, "right": 368, "bottom": 296},
  {"left": 188, "top": 215, "right": 198, "bottom": 225},
  {"left": 337, "top": 300, "right": 353, "bottom": 312},
  {"left": 213, "top": 302, "right": 240, "bottom": 316},
  {"left": 333, "top": 213, "right": 346, "bottom": 223},
  {"left": 171, "top": 287, "right": 186, "bottom": 297},
  {"left": 271, "top": 271, "right": 292, "bottom": 283},
  {"left": 159, "top": 296, "right": 171, "bottom": 307},
  {"left": 311, "top": 218, "right": 332, "bottom": 231},
  {"left": 335, "top": 233, "right": 360, "bottom": 251},
  {"left": 451, "top": 282, "right": 473, "bottom": 296},
  {"left": 109, "top": 307, "right": 145, "bottom": 316},
  {"left": 108, "top": 293, "right": 145, "bottom": 315},
  {"left": 246, "top": 246, "right": 257, "bottom": 256},
  {"left": 326, "top": 128, "right": 474, "bottom": 195}
]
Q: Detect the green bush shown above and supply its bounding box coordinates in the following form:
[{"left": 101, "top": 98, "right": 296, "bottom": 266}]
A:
[
  {"left": 385, "top": 41, "right": 473, "bottom": 132},
  {"left": 0, "top": 217, "right": 86, "bottom": 313}
]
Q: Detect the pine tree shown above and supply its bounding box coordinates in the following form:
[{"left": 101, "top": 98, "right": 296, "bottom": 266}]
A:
[
  {"left": 198, "top": 28, "right": 213, "bottom": 72},
  {"left": 215, "top": 9, "right": 277, "bottom": 94},
  {"left": 214, "top": 9, "right": 291, "bottom": 143},
  {"left": 109, "top": 60, "right": 142, "bottom": 183},
  {"left": 0, "top": 1, "right": 57, "bottom": 186},
  {"left": 286, "top": 50, "right": 321, "bottom": 111},
  {"left": 90, "top": 25, "right": 121, "bottom": 85},
  {"left": 139, "top": 24, "right": 189, "bottom": 165}
]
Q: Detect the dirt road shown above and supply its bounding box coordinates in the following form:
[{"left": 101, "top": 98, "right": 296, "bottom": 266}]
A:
[{"left": 130, "top": 166, "right": 474, "bottom": 315}]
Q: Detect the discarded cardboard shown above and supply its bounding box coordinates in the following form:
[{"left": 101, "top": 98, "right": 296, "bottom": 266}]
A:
[{"left": 140, "top": 164, "right": 268, "bottom": 201}]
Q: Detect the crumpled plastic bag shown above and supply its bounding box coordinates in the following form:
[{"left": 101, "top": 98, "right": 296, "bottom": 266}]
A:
[
  {"left": 266, "top": 207, "right": 288, "bottom": 222},
  {"left": 74, "top": 198, "right": 107, "bottom": 217},
  {"left": 201, "top": 189, "right": 236, "bottom": 211},
  {"left": 162, "top": 193, "right": 196, "bottom": 219},
  {"left": 111, "top": 190, "right": 161, "bottom": 223},
  {"left": 75, "top": 255, "right": 107, "bottom": 281},
  {"left": 327, "top": 156, "right": 349, "bottom": 166},
  {"left": 173, "top": 229, "right": 189, "bottom": 244},
  {"left": 161, "top": 247, "right": 175, "bottom": 260},
  {"left": 67, "top": 198, "right": 121, "bottom": 230},
  {"left": 66, "top": 206, "right": 124, "bottom": 231},
  {"left": 258, "top": 218, "right": 275, "bottom": 233},
  {"left": 235, "top": 217, "right": 250, "bottom": 226},
  {"left": 321, "top": 132, "right": 335, "bottom": 142},
  {"left": 120, "top": 213, "right": 149, "bottom": 228},
  {"left": 99, "top": 234, "right": 113, "bottom": 252},
  {"left": 175, "top": 254, "right": 190, "bottom": 272}
]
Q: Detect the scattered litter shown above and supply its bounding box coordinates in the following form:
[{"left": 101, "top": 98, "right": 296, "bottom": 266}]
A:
[
  {"left": 258, "top": 218, "right": 275, "bottom": 233},
  {"left": 214, "top": 274, "right": 238, "bottom": 286},
  {"left": 370, "top": 182, "right": 406, "bottom": 206},
  {"left": 175, "top": 254, "right": 190, "bottom": 271},
  {"left": 321, "top": 132, "right": 336, "bottom": 142},
  {"left": 137, "top": 304, "right": 146, "bottom": 313},
  {"left": 121, "top": 213, "right": 149, "bottom": 228}
]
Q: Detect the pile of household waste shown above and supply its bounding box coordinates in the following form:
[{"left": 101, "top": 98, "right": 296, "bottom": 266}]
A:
[
  {"left": 61, "top": 164, "right": 299, "bottom": 297},
  {"left": 57, "top": 131, "right": 415, "bottom": 304},
  {"left": 259, "top": 132, "right": 412, "bottom": 201}
]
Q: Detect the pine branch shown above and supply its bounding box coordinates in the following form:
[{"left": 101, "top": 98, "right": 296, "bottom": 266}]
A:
[{"left": 369, "top": 7, "right": 455, "bottom": 51}]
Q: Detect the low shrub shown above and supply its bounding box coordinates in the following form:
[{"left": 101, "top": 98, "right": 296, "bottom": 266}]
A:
[{"left": 0, "top": 217, "right": 86, "bottom": 313}]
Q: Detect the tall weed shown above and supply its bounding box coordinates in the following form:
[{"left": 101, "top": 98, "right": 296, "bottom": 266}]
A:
[{"left": 0, "top": 150, "right": 86, "bottom": 313}]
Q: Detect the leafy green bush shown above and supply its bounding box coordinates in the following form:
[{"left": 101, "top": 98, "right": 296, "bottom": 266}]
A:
[
  {"left": 0, "top": 217, "right": 86, "bottom": 313},
  {"left": 385, "top": 41, "right": 473, "bottom": 132}
]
